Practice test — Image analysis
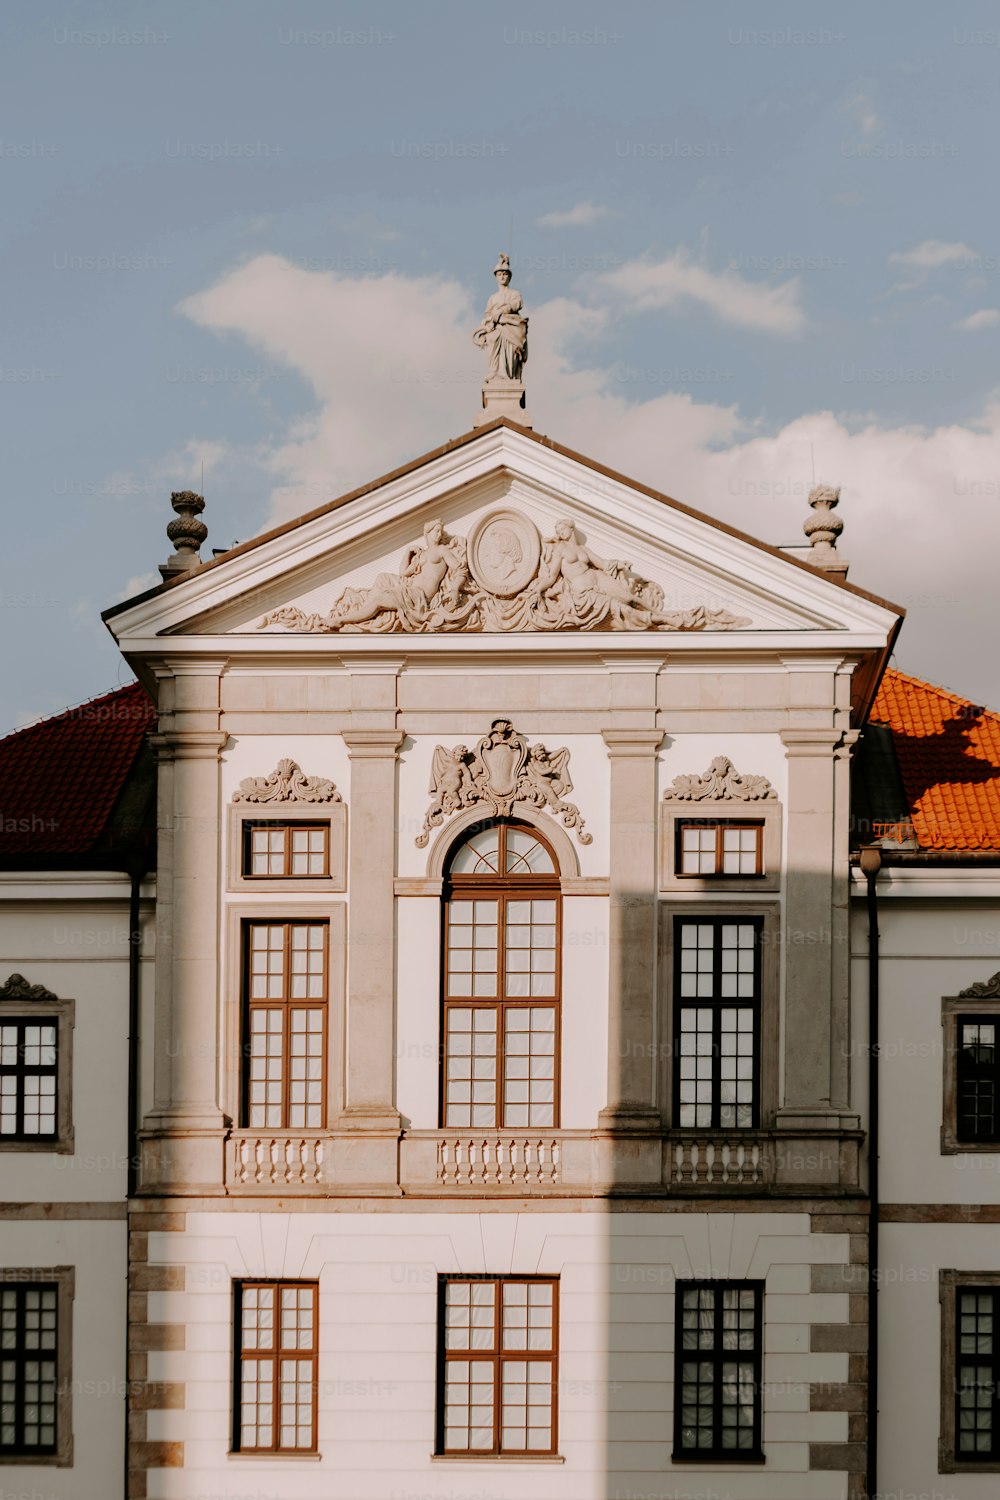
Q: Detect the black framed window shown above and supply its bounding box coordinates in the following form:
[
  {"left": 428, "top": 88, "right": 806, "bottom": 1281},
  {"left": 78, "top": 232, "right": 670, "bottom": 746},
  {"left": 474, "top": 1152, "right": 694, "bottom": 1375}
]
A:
[
  {"left": 436, "top": 1275, "right": 558, "bottom": 1456},
  {"left": 674, "top": 918, "right": 762, "bottom": 1128},
  {"left": 673, "top": 1281, "right": 763, "bottom": 1461},
  {"left": 958, "top": 1018, "right": 999, "bottom": 1142},
  {"left": 956, "top": 1285, "right": 1000, "bottom": 1460},
  {"left": 0, "top": 1020, "right": 58, "bottom": 1140},
  {"left": 0, "top": 1283, "right": 59, "bottom": 1457}
]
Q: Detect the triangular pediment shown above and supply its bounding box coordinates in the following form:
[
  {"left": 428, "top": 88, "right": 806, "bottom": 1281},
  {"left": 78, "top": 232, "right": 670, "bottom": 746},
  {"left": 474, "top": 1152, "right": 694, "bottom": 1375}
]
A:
[{"left": 105, "top": 422, "right": 902, "bottom": 646}]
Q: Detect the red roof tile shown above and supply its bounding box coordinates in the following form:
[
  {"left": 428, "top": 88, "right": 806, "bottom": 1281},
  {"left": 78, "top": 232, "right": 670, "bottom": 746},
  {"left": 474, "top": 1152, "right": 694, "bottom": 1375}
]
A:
[
  {"left": 870, "top": 669, "right": 1000, "bottom": 851},
  {"left": 0, "top": 682, "right": 156, "bottom": 856}
]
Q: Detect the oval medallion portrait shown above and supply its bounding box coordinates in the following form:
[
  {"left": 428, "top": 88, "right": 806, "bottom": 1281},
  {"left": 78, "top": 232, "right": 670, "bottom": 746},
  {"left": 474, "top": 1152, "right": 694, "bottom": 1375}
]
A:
[{"left": 467, "top": 509, "right": 542, "bottom": 597}]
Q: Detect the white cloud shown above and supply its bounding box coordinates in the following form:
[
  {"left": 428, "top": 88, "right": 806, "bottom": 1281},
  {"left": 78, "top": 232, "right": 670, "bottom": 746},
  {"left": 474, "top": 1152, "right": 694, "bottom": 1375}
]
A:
[
  {"left": 119, "top": 571, "right": 159, "bottom": 601},
  {"left": 175, "top": 257, "right": 1000, "bottom": 706},
  {"left": 596, "top": 249, "right": 805, "bottom": 335},
  {"left": 889, "top": 240, "right": 977, "bottom": 271},
  {"left": 954, "top": 308, "right": 1000, "bottom": 332},
  {"left": 536, "top": 202, "right": 609, "bottom": 229},
  {"left": 844, "top": 89, "right": 884, "bottom": 135}
]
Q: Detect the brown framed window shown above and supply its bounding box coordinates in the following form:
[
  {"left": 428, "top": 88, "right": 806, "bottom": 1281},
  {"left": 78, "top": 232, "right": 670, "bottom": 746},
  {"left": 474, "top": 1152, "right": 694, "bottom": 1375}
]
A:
[
  {"left": 241, "top": 922, "right": 328, "bottom": 1129},
  {"left": 242, "top": 822, "right": 330, "bottom": 880},
  {"left": 673, "top": 917, "right": 762, "bottom": 1128},
  {"left": 441, "top": 822, "right": 560, "bottom": 1130},
  {"left": 0, "top": 1020, "right": 58, "bottom": 1140},
  {"left": 436, "top": 1276, "right": 558, "bottom": 1456},
  {"left": 676, "top": 821, "right": 763, "bottom": 878},
  {"left": 233, "top": 1281, "right": 318, "bottom": 1454},
  {"left": 673, "top": 1281, "right": 764, "bottom": 1461}
]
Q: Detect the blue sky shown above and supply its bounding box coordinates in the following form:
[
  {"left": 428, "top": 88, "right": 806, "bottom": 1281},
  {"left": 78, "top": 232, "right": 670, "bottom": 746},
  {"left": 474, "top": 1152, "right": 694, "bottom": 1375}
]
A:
[{"left": 3, "top": 0, "right": 1000, "bottom": 732}]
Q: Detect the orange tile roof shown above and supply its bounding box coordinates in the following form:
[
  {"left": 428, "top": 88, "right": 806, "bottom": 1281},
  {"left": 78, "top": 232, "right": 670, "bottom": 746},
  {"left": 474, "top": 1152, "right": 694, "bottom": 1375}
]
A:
[
  {"left": 870, "top": 668, "right": 1000, "bottom": 851},
  {"left": 0, "top": 681, "right": 155, "bottom": 856}
]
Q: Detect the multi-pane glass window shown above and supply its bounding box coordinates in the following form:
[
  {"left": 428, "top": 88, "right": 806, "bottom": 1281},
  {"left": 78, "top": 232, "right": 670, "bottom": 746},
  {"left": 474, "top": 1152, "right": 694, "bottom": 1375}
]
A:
[
  {"left": 0, "top": 1284, "right": 58, "bottom": 1456},
  {"left": 242, "top": 923, "right": 327, "bottom": 1129},
  {"left": 674, "top": 1282, "right": 763, "bottom": 1460},
  {"left": 958, "top": 1018, "right": 999, "bottom": 1142},
  {"left": 674, "top": 918, "right": 761, "bottom": 1129},
  {"left": 442, "top": 824, "right": 560, "bottom": 1129},
  {"left": 437, "top": 1277, "right": 558, "bottom": 1456},
  {"left": 677, "top": 822, "right": 763, "bottom": 878},
  {"left": 243, "top": 823, "right": 330, "bottom": 879},
  {"left": 956, "top": 1286, "right": 1000, "bottom": 1459},
  {"left": 0, "top": 1021, "right": 57, "bottom": 1139},
  {"left": 235, "top": 1282, "right": 318, "bottom": 1453}
]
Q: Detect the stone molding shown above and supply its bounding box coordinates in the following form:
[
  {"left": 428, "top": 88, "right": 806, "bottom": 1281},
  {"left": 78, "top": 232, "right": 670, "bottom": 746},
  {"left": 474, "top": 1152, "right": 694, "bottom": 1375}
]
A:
[
  {"left": 232, "top": 758, "right": 341, "bottom": 804},
  {"left": 661, "top": 755, "right": 776, "bottom": 802},
  {"left": 416, "top": 718, "right": 591, "bottom": 847}
]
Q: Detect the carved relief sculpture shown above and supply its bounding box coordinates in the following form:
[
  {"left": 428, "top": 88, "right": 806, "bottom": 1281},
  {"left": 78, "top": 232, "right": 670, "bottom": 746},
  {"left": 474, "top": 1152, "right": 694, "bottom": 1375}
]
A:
[
  {"left": 416, "top": 718, "right": 592, "bottom": 846},
  {"left": 259, "top": 512, "right": 751, "bottom": 635},
  {"left": 232, "top": 759, "right": 342, "bottom": 804},
  {"left": 662, "top": 756, "right": 777, "bottom": 802},
  {"left": 0, "top": 973, "right": 58, "bottom": 1001},
  {"left": 959, "top": 972, "right": 1000, "bottom": 998}
]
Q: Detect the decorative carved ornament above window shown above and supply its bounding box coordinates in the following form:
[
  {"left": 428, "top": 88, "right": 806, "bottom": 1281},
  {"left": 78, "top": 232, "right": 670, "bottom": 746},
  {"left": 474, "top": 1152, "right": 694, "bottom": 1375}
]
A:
[
  {"left": 257, "top": 511, "right": 751, "bottom": 635},
  {"left": 662, "top": 756, "right": 777, "bottom": 803},
  {"left": 960, "top": 972, "right": 1000, "bottom": 999},
  {"left": 0, "top": 973, "right": 57, "bottom": 1001},
  {"left": 232, "top": 759, "right": 342, "bottom": 805},
  {"left": 416, "top": 718, "right": 592, "bottom": 848}
]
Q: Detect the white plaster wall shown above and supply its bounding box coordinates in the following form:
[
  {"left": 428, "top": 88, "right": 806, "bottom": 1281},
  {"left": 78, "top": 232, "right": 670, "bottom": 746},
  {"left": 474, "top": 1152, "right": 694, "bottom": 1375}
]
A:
[
  {"left": 851, "top": 894, "right": 1000, "bottom": 1203},
  {"left": 0, "top": 879, "right": 147, "bottom": 1202},
  {"left": 879, "top": 1222, "right": 1000, "bottom": 1499},
  {"left": 143, "top": 1209, "right": 850, "bottom": 1500},
  {"left": 658, "top": 731, "right": 789, "bottom": 812},
  {"left": 0, "top": 1219, "right": 126, "bottom": 1500}
]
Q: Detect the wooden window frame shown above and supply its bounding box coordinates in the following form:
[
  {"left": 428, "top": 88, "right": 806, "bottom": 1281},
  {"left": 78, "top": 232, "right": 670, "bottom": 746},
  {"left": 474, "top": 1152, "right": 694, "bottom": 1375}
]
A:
[
  {"left": 0, "top": 1266, "right": 74, "bottom": 1467},
  {"left": 227, "top": 803, "right": 346, "bottom": 894},
  {"left": 435, "top": 1274, "right": 559, "bottom": 1459},
  {"left": 242, "top": 821, "right": 331, "bottom": 882},
  {"left": 240, "top": 919, "right": 330, "bottom": 1132},
  {"left": 660, "top": 802, "right": 781, "bottom": 894},
  {"left": 232, "top": 1279, "right": 319, "bottom": 1456},
  {"left": 440, "top": 820, "right": 562, "bottom": 1131},
  {"left": 675, "top": 820, "right": 764, "bottom": 880},
  {"left": 672, "top": 1279, "right": 765, "bottom": 1464},
  {"left": 222, "top": 903, "right": 346, "bottom": 1131},
  {"left": 940, "top": 1270, "right": 1000, "bottom": 1473},
  {"left": 660, "top": 901, "right": 780, "bottom": 1132},
  {"left": 0, "top": 996, "right": 74, "bottom": 1155},
  {"left": 942, "top": 997, "right": 1000, "bottom": 1153}
]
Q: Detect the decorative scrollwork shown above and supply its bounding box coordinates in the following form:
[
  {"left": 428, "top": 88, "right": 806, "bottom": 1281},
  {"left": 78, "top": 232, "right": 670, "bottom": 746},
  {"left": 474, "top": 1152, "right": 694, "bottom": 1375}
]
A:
[
  {"left": 959, "top": 972, "right": 1000, "bottom": 999},
  {"left": 416, "top": 719, "right": 592, "bottom": 847},
  {"left": 0, "top": 973, "right": 57, "bottom": 1001},
  {"left": 662, "top": 756, "right": 777, "bottom": 802},
  {"left": 232, "top": 759, "right": 342, "bottom": 804}
]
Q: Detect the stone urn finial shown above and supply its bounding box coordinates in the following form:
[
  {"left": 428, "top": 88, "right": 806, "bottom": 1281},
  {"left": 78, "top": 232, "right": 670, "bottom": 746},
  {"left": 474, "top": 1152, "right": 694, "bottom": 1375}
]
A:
[
  {"left": 803, "top": 484, "right": 848, "bottom": 577},
  {"left": 159, "top": 490, "right": 208, "bottom": 580}
]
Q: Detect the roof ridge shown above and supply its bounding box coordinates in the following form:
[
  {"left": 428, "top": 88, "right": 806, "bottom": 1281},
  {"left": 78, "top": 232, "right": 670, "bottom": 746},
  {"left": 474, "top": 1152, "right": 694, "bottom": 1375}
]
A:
[{"left": 0, "top": 679, "right": 150, "bottom": 747}]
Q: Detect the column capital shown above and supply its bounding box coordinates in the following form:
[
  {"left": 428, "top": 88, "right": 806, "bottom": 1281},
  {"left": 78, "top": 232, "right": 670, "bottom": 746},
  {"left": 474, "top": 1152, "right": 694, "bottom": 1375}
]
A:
[
  {"left": 601, "top": 729, "right": 665, "bottom": 757},
  {"left": 149, "top": 730, "right": 228, "bottom": 761},
  {"left": 780, "top": 728, "right": 842, "bottom": 756},
  {"left": 341, "top": 729, "right": 405, "bottom": 759}
]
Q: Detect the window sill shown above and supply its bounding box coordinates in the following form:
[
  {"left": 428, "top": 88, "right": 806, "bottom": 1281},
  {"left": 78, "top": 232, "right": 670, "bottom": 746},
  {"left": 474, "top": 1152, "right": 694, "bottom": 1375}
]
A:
[
  {"left": 671, "top": 1451, "right": 764, "bottom": 1465},
  {"left": 431, "top": 1454, "right": 565, "bottom": 1464},
  {"left": 228, "top": 1451, "right": 322, "bottom": 1461}
]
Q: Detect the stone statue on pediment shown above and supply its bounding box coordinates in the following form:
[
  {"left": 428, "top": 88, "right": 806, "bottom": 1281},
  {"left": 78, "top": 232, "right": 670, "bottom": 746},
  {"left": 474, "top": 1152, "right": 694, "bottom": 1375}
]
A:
[{"left": 472, "top": 253, "right": 528, "bottom": 383}]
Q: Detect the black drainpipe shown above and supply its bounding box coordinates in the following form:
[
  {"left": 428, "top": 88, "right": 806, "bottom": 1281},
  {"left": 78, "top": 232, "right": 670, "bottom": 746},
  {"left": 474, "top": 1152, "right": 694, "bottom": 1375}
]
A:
[{"left": 859, "top": 845, "right": 882, "bottom": 1500}]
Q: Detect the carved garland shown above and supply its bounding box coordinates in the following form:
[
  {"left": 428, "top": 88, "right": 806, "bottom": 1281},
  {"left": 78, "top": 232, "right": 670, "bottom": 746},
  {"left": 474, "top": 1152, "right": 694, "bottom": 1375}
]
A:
[
  {"left": 960, "top": 973, "right": 1000, "bottom": 999},
  {"left": 662, "top": 756, "right": 777, "bottom": 802},
  {"left": 416, "top": 718, "right": 592, "bottom": 848},
  {"left": 232, "top": 759, "right": 342, "bottom": 805},
  {"left": 0, "top": 973, "right": 57, "bottom": 1001}
]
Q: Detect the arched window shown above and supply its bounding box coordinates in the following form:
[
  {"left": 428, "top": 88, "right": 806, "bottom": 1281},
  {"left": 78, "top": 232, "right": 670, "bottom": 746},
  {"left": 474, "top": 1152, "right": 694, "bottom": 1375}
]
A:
[{"left": 442, "top": 821, "right": 561, "bottom": 1130}]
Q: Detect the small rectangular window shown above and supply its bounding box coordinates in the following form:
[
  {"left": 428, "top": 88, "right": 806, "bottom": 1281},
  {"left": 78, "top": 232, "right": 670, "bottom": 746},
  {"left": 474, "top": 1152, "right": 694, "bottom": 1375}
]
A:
[
  {"left": 677, "top": 822, "right": 763, "bottom": 878},
  {"left": 242, "top": 822, "right": 330, "bottom": 879},
  {"left": 241, "top": 922, "right": 328, "bottom": 1129},
  {"left": 0, "top": 1283, "right": 59, "bottom": 1456},
  {"left": 673, "top": 1281, "right": 763, "bottom": 1461},
  {"left": 958, "top": 1017, "right": 999, "bottom": 1142},
  {"left": 234, "top": 1281, "right": 318, "bottom": 1454},
  {"left": 437, "top": 1276, "right": 558, "bottom": 1457},
  {"left": 0, "top": 1021, "right": 58, "bottom": 1139}
]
